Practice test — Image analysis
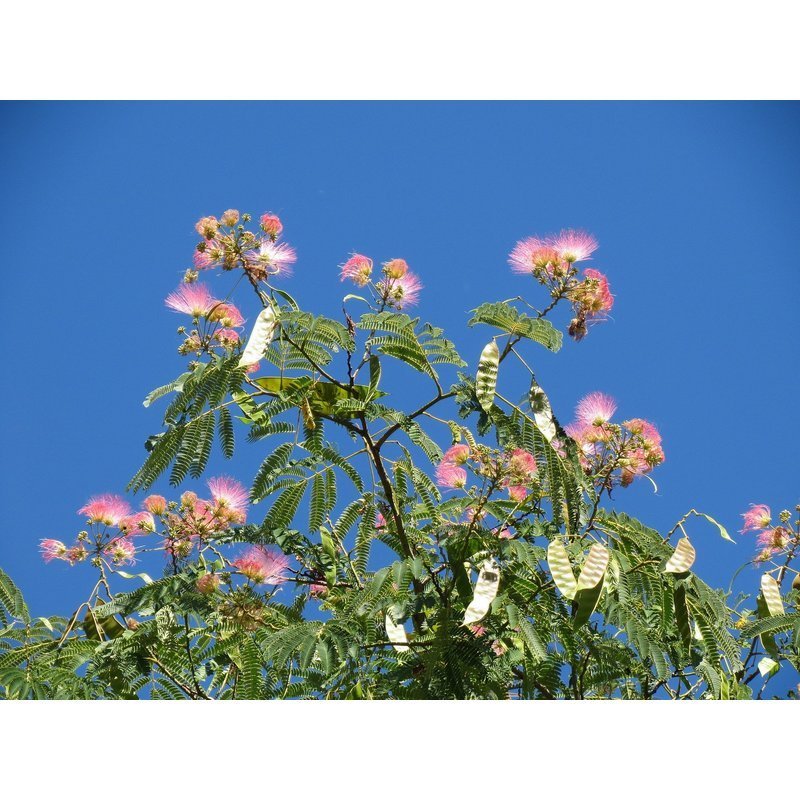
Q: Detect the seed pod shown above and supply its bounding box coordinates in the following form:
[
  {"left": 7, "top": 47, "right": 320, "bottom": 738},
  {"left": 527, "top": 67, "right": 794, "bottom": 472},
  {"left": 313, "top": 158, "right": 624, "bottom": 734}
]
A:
[
  {"left": 576, "top": 544, "right": 610, "bottom": 591},
  {"left": 547, "top": 539, "right": 577, "bottom": 599},
  {"left": 664, "top": 537, "right": 696, "bottom": 574},
  {"left": 463, "top": 559, "right": 501, "bottom": 626},
  {"left": 792, "top": 573, "right": 800, "bottom": 592},
  {"left": 761, "top": 574, "right": 784, "bottom": 617},
  {"left": 529, "top": 379, "right": 556, "bottom": 442},
  {"left": 475, "top": 341, "right": 500, "bottom": 412},
  {"left": 239, "top": 306, "right": 277, "bottom": 367},
  {"left": 384, "top": 612, "right": 409, "bottom": 652}
]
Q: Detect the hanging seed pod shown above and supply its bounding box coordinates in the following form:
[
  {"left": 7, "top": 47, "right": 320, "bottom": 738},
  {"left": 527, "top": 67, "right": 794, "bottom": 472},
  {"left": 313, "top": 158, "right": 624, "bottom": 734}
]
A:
[
  {"left": 664, "top": 537, "right": 696, "bottom": 574},
  {"left": 463, "top": 559, "right": 501, "bottom": 626},
  {"left": 384, "top": 612, "right": 409, "bottom": 652},
  {"left": 576, "top": 544, "right": 610, "bottom": 591},
  {"left": 529, "top": 379, "right": 557, "bottom": 443},
  {"left": 760, "top": 574, "right": 784, "bottom": 617},
  {"left": 547, "top": 539, "right": 577, "bottom": 599},
  {"left": 475, "top": 341, "right": 500, "bottom": 412},
  {"left": 239, "top": 306, "right": 278, "bottom": 367}
]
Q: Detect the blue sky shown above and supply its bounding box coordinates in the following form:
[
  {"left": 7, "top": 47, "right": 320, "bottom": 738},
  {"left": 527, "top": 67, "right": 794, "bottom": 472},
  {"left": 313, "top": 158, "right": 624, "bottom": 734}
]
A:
[{"left": 1, "top": 103, "right": 798, "bottom": 685}]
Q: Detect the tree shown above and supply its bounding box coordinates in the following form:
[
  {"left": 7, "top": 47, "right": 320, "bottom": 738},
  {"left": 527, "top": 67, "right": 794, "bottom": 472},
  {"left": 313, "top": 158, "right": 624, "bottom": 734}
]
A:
[{"left": 1, "top": 209, "right": 797, "bottom": 700}]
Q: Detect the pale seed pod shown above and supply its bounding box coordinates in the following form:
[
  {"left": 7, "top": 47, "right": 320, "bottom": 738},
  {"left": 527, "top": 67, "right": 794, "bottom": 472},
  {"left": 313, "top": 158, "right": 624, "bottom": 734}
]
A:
[
  {"left": 475, "top": 341, "right": 500, "bottom": 412},
  {"left": 239, "top": 306, "right": 278, "bottom": 367},
  {"left": 463, "top": 559, "right": 501, "bottom": 626}
]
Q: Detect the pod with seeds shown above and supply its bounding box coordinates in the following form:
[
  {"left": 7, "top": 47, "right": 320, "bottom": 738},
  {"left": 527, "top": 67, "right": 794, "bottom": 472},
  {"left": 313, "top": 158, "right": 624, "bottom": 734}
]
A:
[
  {"left": 760, "top": 573, "right": 784, "bottom": 617},
  {"left": 239, "top": 306, "right": 278, "bottom": 368},
  {"left": 463, "top": 558, "right": 501, "bottom": 626},
  {"left": 384, "top": 611, "right": 409, "bottom": 652},
  {"left": 547, "top": 539, "right": 577, "bottom": 600},
  {"left": 529, "top": 379, "right": 556, "bottom": 443},
  {"left": 664, "top": 537, "right": 696, "bottom": 574},
  {"left": 475, "top": 341, "right": 500, "bottom": 412}
]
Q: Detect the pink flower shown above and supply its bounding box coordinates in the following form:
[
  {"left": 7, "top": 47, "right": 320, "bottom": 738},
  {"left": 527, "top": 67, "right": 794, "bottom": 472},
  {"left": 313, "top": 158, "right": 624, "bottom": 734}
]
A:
[
  {"left": 378, "top": 271, "right": 422, "bottom": 309},
  {"left": 508, "top": 449, "right": 537, "bottom": 479},
  {"left": 308, "top": 581, "right": 327, "bottom": 598},
  {"left": 741, "top": 504, "right": 772, "bottom": 533},
  {"left": 66, "top": 545, "right": 88, "bottom": 565},
  {"left": 259, "top": 213, "right": 283, "bottom": 238},
  {"left": 208, "top": 302, "right": 244, "bottom": 328},
  {"left": 550, "top": 229, "right": 598, "bottom": 263},
  {"left": 469, "top": 624, "right": 487, "bottom": 636},
  {"left": 375, "top": 512, "right": 387, "bottom": 529},
  {"left": 118, "top": 511, "right": 156, "bottom": 535},
  {"left": 507, "top": 484, "right": 528, "bottom": 503},
  {"left": 40, "top": 538, "right": 68, "bottom": 563},
  {"left": 78, "top": 494, "right": 132, "bottom": 526},
  {"left": 220, "top": 209, "right": 239, "bottom": 226},
  {"left": 435, "top": 462, "right": 467, "bottom": 489},
  {"left": 497, "top": 527, "right": 514, "bottom": 539},
  {"left": 104, "top": 537, "right": 136, "bottom": 566},
  {"left": 623, "top": 418, "right": 662, "bottom": 447},
  {"left": 208, "top": 476, "right": 249, "bottom": 524},
  {"left": 143, "top": 495, "right": 167, "bottom": 515},
  {"left": 508, "top": 237, "right": 561, "bottom": 276},
  {"left": 196, "top": 573, "right": 221, "bottom": 595},
  {"left": 756, "top": 526, "right": 789, "bottom": 554},
  {"left": 215, "top": 328, "right": 240, "bottom": 347},
  {"left": 165, "top": 283, "right": 218, "bottom": 317},
  {"left": 247, "top": 239, "right": 297, "bottom": 279},
  {"left": 442, "top": 444, "right": 471, "bottom": 466},
  {"left": 193, "top": 249, "right": 215, "bottom": 269},
  {"left": 580, "top": 268, "right": 614, "bottom": 316},
  {"left": 575, "top": 392, "right": 617, "bottom": 426},
  {"left": 232, "top": 546, "right": 290, "bottom": 585},
  {"left": 195, "top": 216, "right": 220, "bottom": 239},
  {"left": 383, "top": 258, "right": 409, "bottom": 279},
  {"left": 340, "top": 253, "right": 373, "bottom": 286}
]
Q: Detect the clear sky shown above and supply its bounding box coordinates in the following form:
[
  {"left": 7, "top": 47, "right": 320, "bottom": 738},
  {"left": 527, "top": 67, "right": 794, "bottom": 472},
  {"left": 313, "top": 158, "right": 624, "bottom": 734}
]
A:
[{"left": 1, "top": 103, "right": 798, "bottom": 674}]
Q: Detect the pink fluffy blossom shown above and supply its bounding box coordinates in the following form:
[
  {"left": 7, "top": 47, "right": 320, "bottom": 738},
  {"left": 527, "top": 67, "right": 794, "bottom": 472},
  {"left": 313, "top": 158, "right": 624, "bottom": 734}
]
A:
[
  {"left": 308, "top": 581, "right": 328, "bottom": 598},
  {"left": 507, "top": 484, "right": 528, "bottom": 503},
  {"left": 40, "top": 539, "right": 68, "bottom": 563},
  {"left": 208, "top": 302, "right": 244, "bottom": 328},
  {"left": 165, "top": 283, "right": 218, "bottom": 317},
  {"left": 741, "top": 504, "right": 772, "bottom": 533},
  {"left": 756, "top": 526, "right": 789, "bottom": 554},
  {"left": 104, "top": 537, "right": 137, "bottom": 566},
  {"left": 259, "top": 213, "right": 283, "bottom": 238},
  {"left": 575, "top": 392, "right": 617, "bottom": 426},
  {"left": 383, "top": 258, "right": 409, "bottom": 279},
  {"left": 580, "top": 268, "right": 614, "bottom": 316},
  {"left": 340, "top": 253, "right": 374, "bottom": 286},
  {"left": 78, "top": 494, "right": 132, "bottom": 526},
  {"left": 508, "top": 237, "right": 561, "bottom": 276},
  {"left": 196, "top": 573, "right": 221, "bottom": 595},
  {"left": 195, "top": 216, "right": 220, "bottom": 239},
  {"left": 220, "top": 209, "right": 239, "bottom": 226},
  {"left": 550, "top": 229, "right": 598, "bottom": 263},
  {"left": 375, "top": 512, "right": 387, "bottom": 529},
  {"left": 208, "top": 476, "right": 249, "bottom": 524},
  {"left": 118, "top": 511, "right": 156, "bottom": 535},
  {"left": 435, "top": 462, "right": 467, "bottom": 489},
  {"left": 232, "top": 546, "right": 290, "bottom": 585},
  {"left": 143, "top": 495, "right": 167, "bottom": 515},
  {"left": 248, "top": 239, "right": 297, "bottom": 279},
  {"left": 442, "top": 444, "right": 471, "bottom": 466}
]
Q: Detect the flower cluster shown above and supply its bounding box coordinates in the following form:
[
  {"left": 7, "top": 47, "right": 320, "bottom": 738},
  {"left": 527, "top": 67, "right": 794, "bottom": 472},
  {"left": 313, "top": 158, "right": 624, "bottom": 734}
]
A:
[
  {"left": 165, "top": 282, "right": 246, "bottom": 357},
  {"left": 740, "top": 503, "right": 798, "bottom": 563},
  {"left": 340, "top": 254, "right": 422, "bottom": 309},
  {"left": 232, "top": 546, "right": 290, "bottom": 586},
  {"left": 564, "top": 392, "right": 664, "bottom": 488},
  {"left": 191, "top": 209, "right": 296, "bottom": 282},
  {"left": 509, "top": 229, "right": 613, "bottom": 341},
  {"left": 435, "top": 443, "right": 538, "bottom": 503}
]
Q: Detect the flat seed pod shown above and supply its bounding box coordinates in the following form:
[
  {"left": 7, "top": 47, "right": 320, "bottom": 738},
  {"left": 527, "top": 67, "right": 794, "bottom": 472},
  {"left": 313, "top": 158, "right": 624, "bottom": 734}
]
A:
[
  {"left": 239, "top": 306, "right": 278, "bottom": 367},
  {"left": 547, "top": 539, "right": 577, "bottom": 600},
  {"left": 384, "top": 612, "right": 409, "bottom": 652},
  {"left": 529, "top": 380, "right": 557, "bottom": 442},
  {"left": 475, "top": 341, "right": 500, "bottom": 412},
  {"left": 576, "top": 544, "right": 610, "bottom": 591},
  {"left": 463, "top": 559, "right": 501, "bottom": 626},
  {"left": 757, "top": 656, "right": 779, "bottom": 678},
  {"left": 664, "top": 537, "right": 696, "bottom": 574},
  {"left": 573, "top": 577, "right": 606, "bottom": 628},
  {"left": 761, "top": 574, "right": 784, "bottom": 617}
]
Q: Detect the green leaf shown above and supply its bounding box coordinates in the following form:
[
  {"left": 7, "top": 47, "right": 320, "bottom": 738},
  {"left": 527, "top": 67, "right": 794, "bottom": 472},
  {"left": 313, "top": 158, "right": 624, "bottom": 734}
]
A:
[{"left": 468, "top": 302, "right": 562, "bottom": 352}]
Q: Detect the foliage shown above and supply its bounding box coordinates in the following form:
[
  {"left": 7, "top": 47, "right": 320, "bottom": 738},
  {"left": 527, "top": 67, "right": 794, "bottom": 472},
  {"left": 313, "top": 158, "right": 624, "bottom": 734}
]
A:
[{"left": 2, "top": 212, "right": 798, "bottom": 700}]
